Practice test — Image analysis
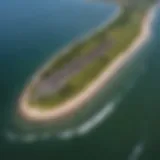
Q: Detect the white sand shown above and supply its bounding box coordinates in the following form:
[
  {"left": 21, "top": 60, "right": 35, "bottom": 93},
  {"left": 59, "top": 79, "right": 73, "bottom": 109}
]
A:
[{"left": 18, "top": 6, "right": 156, "bottom": 122}]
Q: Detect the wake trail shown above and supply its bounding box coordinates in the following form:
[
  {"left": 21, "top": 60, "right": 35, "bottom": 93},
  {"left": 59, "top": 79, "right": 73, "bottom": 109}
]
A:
[
  {"left": 128, "top": 141, "right": 145, "bottom": 160},
  {"left": 58, "top": 95, "right": 122, "bottom": 139},
  {"left": 4, "top": 67, "right": 141, "bottom": 143}
]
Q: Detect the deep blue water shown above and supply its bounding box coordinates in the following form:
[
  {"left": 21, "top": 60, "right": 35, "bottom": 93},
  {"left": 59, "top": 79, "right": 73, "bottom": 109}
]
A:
[{"left": 1, "top": 1, "right": 160, "bottom": 160}]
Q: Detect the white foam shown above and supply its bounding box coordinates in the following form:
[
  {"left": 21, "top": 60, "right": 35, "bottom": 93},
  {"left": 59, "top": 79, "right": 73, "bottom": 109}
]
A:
[
  {"left": 5, "top": 71, "right": 139, "bottom": 143},
  {"left": 40, "top": 132, "right": 52, "bottom": 140},
  {"left": 58, "top": 98, "right": 120, "bottom": 140},
  {"left": 20, "top": 133, "right": 37, "bottom": 143},
  {"left": 58, "top": 70, "right": 142, "bottom": 140},
  {"left": 58, "top": 94, "right": 122, "bottom": 140},
  {"left": 5, "top": 131, "right": 18, "bottom": 142},
  {"left": 58, "top": 130, "right": 74, "bottom": 140},
  {"left": 5, "top": 65, "right": 146, "bottom": 143},
  {"left": 128, "top": 141, "right": 145, "bottom": 160},
  {"left": 5, "top": 130, "right": 39, "bottom": 143},
  {"left": 76, "top": 99, "right": 119, "bottom": 135}
]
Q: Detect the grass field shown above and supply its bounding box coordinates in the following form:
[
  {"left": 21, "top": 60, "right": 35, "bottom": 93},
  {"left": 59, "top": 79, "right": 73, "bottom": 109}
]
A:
[{"left": 28, "top": 5, "right": 151, "bottom": 108}]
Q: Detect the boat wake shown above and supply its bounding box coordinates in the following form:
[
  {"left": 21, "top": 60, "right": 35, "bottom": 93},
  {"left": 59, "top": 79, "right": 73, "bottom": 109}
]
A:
[
  {"left": 59, "top": 95, "right": 122, "bottom": 139},
  {"left": 128, "top": 141, "right": 145, "bottom": 160},
  {"left": 4, "top": 94, "right": 122, "bottom": 143},
  {"left": 4, "top": 67, "right": 143, "bottom": 144}
]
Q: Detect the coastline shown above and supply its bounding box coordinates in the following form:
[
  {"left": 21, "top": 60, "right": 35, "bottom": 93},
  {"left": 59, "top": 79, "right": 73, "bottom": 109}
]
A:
[
  {"left": 18, "top": 5, "right": 157, "bottom": 122},
  {"left": 25, "top": 6, "right": 121, "bottom": 91}
]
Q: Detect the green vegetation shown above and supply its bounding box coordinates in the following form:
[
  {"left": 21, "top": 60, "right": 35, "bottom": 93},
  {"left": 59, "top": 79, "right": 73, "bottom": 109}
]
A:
[
  {"left": 41, "top": 28, "right": 103, "bottom": 79},
  {"left": 29, "top": 1, "right": 154, "bottom": 109}
]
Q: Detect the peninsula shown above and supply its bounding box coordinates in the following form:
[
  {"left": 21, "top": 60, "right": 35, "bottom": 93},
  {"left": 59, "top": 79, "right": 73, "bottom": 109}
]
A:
[{"left": 18, "top": 0, "right": 157, "bottom": 122}]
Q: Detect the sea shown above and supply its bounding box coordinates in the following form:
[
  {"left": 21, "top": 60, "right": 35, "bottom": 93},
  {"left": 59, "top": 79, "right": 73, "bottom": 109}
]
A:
[{"left": 0, "top": 0, "right": 160, "bottom": 160}]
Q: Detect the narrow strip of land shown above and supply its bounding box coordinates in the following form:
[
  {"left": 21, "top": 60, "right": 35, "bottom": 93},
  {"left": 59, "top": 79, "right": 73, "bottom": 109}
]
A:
[
  {"left": 18, "top": 4, "right": 156, "bottom": 122},
  {"left": 35, "top": 39, "right": 113, "bottom": 99}
]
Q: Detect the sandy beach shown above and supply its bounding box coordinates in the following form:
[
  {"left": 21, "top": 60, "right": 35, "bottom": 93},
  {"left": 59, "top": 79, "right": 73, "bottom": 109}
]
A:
[{"left": 18, "top": 5, "right": 156, "bottom": 122}]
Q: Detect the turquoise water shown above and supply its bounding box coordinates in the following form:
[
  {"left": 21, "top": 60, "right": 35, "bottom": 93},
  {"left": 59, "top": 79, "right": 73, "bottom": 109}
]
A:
[{"left": 1, "top": 1, "right": 160, "bottom": 160}]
